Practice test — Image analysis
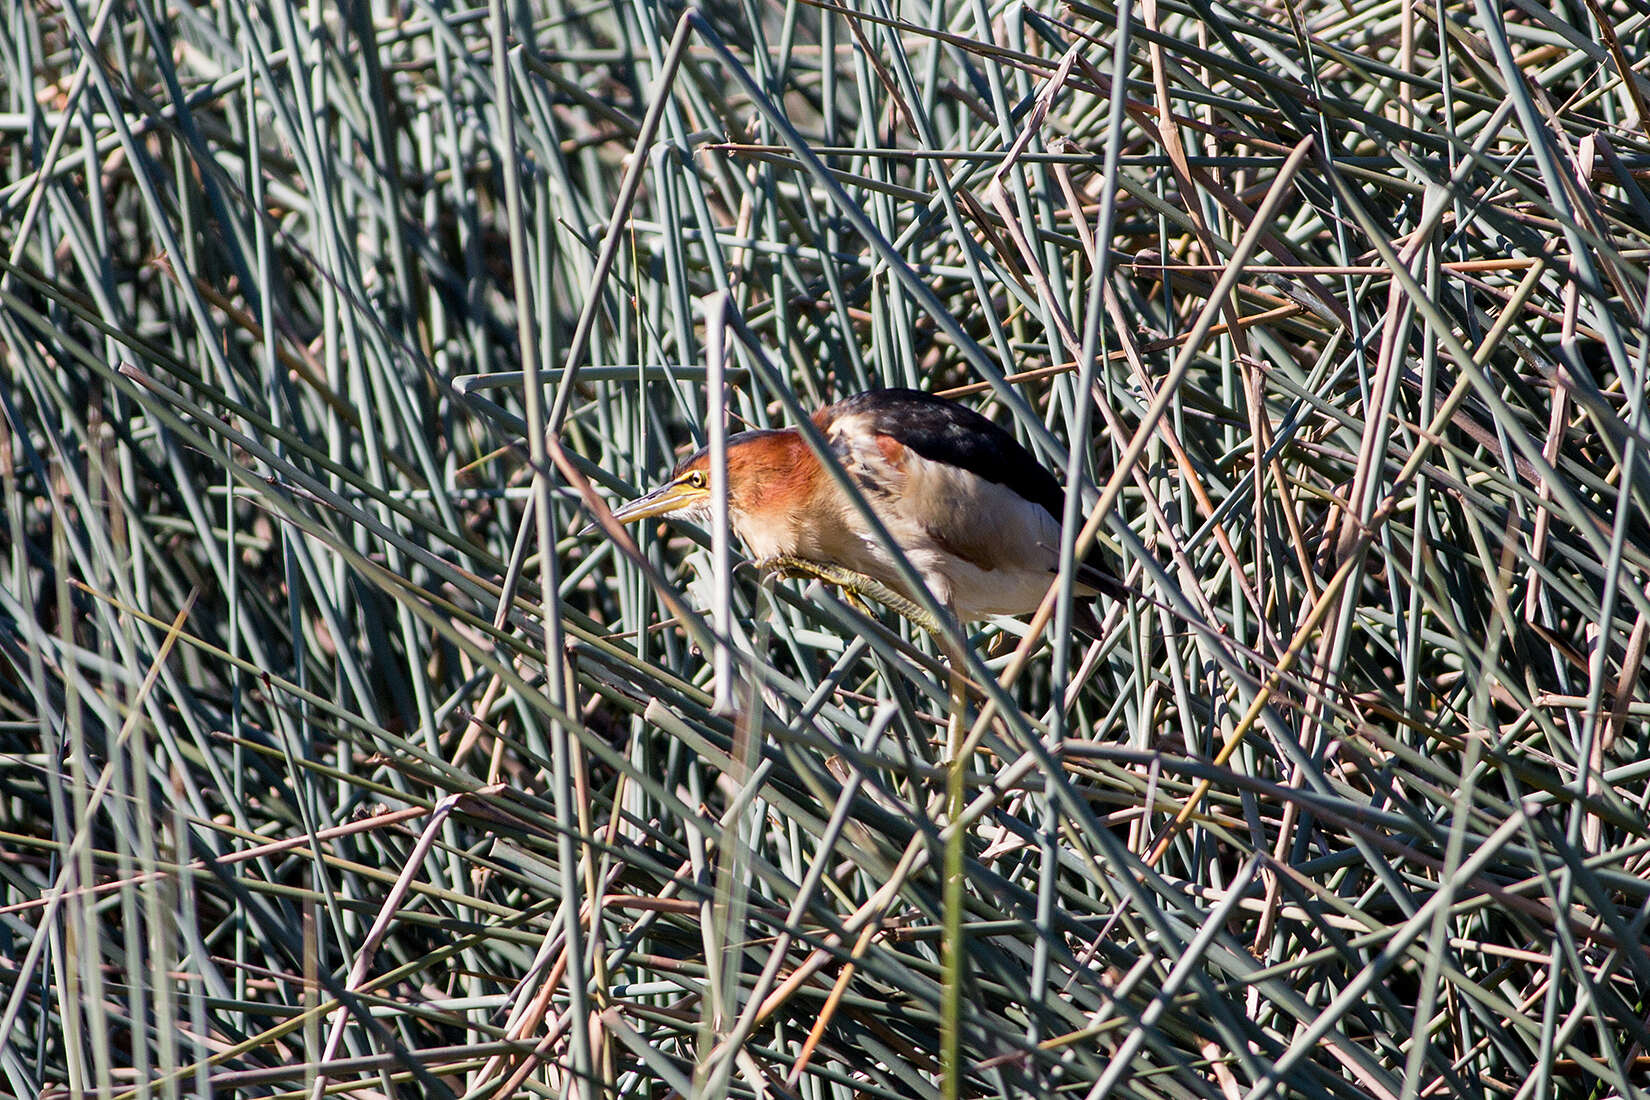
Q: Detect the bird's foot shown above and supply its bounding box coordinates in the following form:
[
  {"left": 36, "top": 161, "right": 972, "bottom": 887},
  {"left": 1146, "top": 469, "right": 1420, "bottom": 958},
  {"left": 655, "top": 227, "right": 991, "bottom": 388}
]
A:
[{"left": 754, "top": 555, "right": 949, "bottom": 637}]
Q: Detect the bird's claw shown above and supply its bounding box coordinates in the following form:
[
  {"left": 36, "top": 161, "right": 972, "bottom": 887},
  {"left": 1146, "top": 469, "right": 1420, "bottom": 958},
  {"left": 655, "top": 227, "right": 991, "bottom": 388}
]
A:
[
  {"left": 752, "top": 555, "right": 811, "bottom": 581},
  {"left": 755, "top": 555, "right": 949, "bottom": 637}
]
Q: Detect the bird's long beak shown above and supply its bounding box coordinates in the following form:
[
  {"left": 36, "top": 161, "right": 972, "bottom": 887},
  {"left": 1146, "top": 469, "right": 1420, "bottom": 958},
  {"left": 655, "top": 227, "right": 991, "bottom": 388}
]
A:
[{"left": 608, "top": 481, "right": 697, "bottom": 525}]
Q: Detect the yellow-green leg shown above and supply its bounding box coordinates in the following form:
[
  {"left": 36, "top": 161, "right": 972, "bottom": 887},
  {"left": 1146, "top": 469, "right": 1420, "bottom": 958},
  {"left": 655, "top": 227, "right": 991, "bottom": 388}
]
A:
[{"left": 755, "top": 554, "right": 951, "bottom": 638}]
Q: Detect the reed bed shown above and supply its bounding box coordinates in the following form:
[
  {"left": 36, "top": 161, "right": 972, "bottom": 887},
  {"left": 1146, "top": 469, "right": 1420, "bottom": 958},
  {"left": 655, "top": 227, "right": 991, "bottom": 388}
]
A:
[{"left": 2, "top": 0, "right": 1649, "bottom": 1096}]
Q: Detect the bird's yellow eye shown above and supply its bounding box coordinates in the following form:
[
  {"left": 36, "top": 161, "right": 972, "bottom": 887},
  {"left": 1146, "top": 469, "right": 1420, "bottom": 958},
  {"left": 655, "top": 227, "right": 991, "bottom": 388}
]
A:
[{"left": 685, "top": 470, "right": 707, "bottom": 489}]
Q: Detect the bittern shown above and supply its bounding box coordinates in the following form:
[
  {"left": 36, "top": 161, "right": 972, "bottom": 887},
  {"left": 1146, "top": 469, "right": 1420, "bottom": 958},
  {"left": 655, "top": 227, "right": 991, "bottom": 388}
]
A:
[{"left": 610, "top": 388, "right": 1118, "bottom": 633}]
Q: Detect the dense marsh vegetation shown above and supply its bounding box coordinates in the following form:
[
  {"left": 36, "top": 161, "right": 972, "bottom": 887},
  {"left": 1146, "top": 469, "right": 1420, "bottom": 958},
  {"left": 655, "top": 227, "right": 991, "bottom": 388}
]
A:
[{"left": 3, "top": 0, "right": 1650, "bottom": 1095}]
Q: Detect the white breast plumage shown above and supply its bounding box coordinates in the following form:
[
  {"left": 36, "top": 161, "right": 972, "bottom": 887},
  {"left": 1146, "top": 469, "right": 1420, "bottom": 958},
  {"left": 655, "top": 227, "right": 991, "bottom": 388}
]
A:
[{"left": 824, "top": 412, "right": 1076, "bottom": 618}]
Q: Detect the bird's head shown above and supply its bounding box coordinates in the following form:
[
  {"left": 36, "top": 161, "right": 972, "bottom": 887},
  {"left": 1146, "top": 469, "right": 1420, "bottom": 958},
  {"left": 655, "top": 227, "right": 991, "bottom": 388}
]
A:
[{"left": 611, "top": 428, "right": 810, "bottom": 530}]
